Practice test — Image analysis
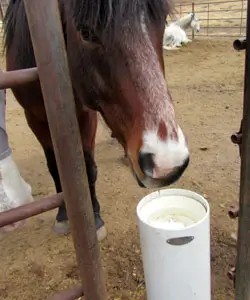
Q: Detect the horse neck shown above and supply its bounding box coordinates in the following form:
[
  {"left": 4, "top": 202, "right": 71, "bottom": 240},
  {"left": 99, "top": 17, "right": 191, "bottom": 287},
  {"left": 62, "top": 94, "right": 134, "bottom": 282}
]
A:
[{"left": 174, "top": 15, "right": 192, "bottom": 30}]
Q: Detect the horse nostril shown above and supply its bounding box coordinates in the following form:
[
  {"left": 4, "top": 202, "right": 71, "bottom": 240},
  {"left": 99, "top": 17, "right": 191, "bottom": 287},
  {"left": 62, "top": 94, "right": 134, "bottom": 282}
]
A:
[
  {"left": 138, "top": 152, "right": 155, "bottom": 176},
  {"left": 182, "top": 156, "right": 190, "bottom": 170}
]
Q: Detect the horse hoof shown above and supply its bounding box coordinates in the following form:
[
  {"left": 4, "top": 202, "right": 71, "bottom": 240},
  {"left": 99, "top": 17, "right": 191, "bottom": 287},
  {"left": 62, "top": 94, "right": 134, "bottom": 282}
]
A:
[
  {"left": 120, "top": 156, "right": 129, "bottom": 166},
  {"left": 94, "top": 213, "right": 107, "bottom": 242},
  {"left": 53, "top": 220, "right": 70, "bottom": 235},
  {"left": 230, "top": 232, "right": 237, "bottom": 242},
  {"left": 97, "top": 225, "right": 107, "bottom": 242},
  {"left": 53, "top": 220, "right": 107, "bottom": 241},
  {"left": 110, "top": 138, "right": 118, "bottom": 145}
]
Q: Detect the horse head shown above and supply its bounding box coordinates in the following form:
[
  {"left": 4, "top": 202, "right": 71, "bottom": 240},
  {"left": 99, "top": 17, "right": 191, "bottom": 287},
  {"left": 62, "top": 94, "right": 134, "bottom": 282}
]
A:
[
  {"left": 190, "top": 13, "right": 200, "bottom": 32},
  {"left": 69, "top": 0, "right": 190, "bottom": 188}
]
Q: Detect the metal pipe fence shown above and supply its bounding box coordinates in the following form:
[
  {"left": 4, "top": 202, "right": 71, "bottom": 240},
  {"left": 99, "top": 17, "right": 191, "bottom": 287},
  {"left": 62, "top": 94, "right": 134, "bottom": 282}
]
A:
[
  {"left": 0, "top": 0, "right": 7, "bottom": 20},
  {"left": 0, "top": 0, "right": 8, "bottom": 40},
  {"left": 0, "top": 0, "right": 247, "bottom": 39},
  {"left": 171, "top": 0, "right": 247, "bottom": 38}
]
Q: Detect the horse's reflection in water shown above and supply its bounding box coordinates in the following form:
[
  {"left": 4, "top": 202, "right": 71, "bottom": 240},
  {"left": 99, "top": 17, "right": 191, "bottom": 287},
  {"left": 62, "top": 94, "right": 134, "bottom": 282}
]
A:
[{"left": 3, "top": 0, "right": 189, "bottom": 240}]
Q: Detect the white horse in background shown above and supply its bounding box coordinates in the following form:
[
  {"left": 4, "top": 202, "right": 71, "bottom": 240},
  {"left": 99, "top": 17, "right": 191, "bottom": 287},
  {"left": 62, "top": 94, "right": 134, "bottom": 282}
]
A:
[{"left": 163, "top": 13, "right": 200, "bottom": 50}]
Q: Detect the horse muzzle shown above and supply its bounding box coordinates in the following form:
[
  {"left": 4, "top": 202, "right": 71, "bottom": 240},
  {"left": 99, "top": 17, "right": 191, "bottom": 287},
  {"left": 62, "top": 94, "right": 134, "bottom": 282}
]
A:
[{"left": 136, "top": 156, "right": 190, "bottom": 188}]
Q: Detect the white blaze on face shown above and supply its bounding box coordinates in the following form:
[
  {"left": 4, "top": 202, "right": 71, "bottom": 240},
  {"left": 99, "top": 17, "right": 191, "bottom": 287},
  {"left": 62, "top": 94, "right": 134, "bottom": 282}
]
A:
[
  {"left": 140, "top": 126, "right": 189, "bottom": 179},
  {"left": 121, "top": 13, "right": 189, "bottom": 181}
]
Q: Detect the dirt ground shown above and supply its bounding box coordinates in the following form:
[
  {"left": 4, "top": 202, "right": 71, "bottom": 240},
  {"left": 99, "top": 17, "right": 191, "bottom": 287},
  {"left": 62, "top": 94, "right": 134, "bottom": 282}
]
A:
[{"left": 0, "top": 39, "right": 245, "bottom": 299}]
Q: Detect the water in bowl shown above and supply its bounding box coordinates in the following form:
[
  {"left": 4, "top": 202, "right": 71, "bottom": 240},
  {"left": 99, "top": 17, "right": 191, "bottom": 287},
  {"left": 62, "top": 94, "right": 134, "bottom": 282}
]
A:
[{"left": 147, "top": 207, "right": 198, "bottom": 230}]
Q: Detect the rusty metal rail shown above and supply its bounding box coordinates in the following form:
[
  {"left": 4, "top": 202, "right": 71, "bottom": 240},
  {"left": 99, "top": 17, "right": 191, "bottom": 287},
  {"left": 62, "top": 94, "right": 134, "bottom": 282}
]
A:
[
  {"left": 226, "top": 0, "right": 250, "bottom": 297},
  {"left": 0, "top": 0, "right": 108, "bottom": 299},
  {"left": 234, "top": 0, "right": 250, "bottom": 295},
  {"left": 23, "top": 0, "right": 108, "bottom": 299},
  {"left": 0, "top": 193, "right": 63, "bottom": 228},
  {"left": 0, "top": 67, "right": 38, "bottom": 89},
  {"left": 177, "top": 0, "right": 247, "bottom": 38}
]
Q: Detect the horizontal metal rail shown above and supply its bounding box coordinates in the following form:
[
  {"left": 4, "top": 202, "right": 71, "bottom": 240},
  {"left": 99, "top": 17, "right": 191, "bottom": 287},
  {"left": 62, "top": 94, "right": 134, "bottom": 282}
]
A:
[
  {"left": 0, "top": 67, "right": 38, "bottom": 89},
  {"left": 199, "top": 18, "right": 247, "bottom": 21},
  {"left": 0, "top": 193, "right": 63, "bottom": 228},
  {"left": 195, "top": 34, "right": 245, "bottom": 36},
  {"left": 198, "top": 25, "right": 245, "bottom": 28},
  {"left": 0, "top": 191, "right": 87, "bottom": 300},
  {"left": 180, "top": 0, "right": 246, "bottom": 6},
  {"left": 181, "top": 8, "right": 246, "bottom": 13}
]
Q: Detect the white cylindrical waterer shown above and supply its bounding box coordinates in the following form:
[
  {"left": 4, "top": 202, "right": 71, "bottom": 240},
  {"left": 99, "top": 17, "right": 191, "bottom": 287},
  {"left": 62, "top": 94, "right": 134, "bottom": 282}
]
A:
[{"left": 137, "top": 188, "right": 211, "bottom": 300}]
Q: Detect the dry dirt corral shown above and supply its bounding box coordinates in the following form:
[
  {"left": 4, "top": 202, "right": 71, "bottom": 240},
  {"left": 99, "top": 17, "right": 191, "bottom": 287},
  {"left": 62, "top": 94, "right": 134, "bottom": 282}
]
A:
[{"left": 0, "top": 39, "right": 245, "bottom": 300}]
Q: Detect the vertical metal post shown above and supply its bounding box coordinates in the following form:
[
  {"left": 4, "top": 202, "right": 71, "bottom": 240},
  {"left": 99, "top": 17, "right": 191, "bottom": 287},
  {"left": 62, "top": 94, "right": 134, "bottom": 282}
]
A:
[
  {"left": 235, "top": 0, "right": 250, "bottom": 298},
  {"left": 23, "top": 0, "right": 108, "bottom": 299},
  {"left": 207, "top": 3, "right": 210, "bottom": 36},
  {"left": 240, "top": 0, "right": 245, "bottom": 36},
  {"left": 0, "top": 3, "right": 3, "bottom": 21},
  {"left": 0, "top": 0, "right": 8, "bottom": 17},
  {"left": 192, "top": 2, "right": 195, "bottom": 40}
]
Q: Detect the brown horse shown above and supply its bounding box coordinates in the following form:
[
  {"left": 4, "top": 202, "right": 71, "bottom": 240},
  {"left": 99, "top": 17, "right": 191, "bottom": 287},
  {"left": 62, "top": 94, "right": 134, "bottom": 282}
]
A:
[{"left": 3, "top": 0, "right": 190, "bottom": 241}]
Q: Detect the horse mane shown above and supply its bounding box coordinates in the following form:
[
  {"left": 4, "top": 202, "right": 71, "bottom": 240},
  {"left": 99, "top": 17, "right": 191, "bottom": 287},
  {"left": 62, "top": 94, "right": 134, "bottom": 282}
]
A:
[
  {"left": 73, "top": 0, "right": 173, "bottom": 39},
  {"left": 3, "top": 0, "right": 36, "bottom": 68},
  {"left": 3, "top": 0, "right": 173, "bottom": 68}
]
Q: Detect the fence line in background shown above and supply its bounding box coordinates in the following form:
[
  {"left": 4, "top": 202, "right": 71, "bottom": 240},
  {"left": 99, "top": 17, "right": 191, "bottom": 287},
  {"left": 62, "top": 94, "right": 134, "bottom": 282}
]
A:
[
  {"left": 173, "top": 0, "right": 247, "bottom": 38},
  {"left": 0, "top": 0, "right": 247, "bottom": 39},
  {"left": 0, "top": 0, "right": 7, "bottom": 17},
  {"left": 0, "top": 0, "right": 8, "bottom": 40}
]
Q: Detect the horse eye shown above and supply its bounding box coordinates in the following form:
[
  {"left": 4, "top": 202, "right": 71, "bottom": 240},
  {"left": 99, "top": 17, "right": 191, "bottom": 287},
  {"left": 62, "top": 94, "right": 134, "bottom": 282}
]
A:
[{"left": 80, "top": 27, "right": 101, "bottom": 44}]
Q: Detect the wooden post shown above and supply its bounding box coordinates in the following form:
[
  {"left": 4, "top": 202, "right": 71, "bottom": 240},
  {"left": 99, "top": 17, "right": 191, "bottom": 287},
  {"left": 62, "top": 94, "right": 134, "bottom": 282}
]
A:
[{"left": 23, "top": 0, "right": 108, "bottom": 299}]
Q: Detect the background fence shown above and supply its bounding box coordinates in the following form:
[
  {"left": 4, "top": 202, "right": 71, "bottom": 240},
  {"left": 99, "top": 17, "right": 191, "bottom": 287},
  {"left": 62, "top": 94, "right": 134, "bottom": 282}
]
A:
[
  {"left": 0, "top": 0, "right": 247, "bottom": 39},
  {"left": 0, "top": 0, "right": 7, "bottom": 19},
  {"left": 169, "top": 0, "right": 247, "bottom": 38}
]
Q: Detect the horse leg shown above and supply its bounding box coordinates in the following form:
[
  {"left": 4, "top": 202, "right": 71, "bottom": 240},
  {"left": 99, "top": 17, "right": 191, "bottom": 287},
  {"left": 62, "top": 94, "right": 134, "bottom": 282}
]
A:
[
  {"left": 78, "top": 110, "right": 107, "bottom": 242},
  {"left": 25, "top": 111, "right": 107, "bottom": 241},
  {"left": 182, "top": 38, "right": 192, "bottom": 44},
  {"left": 182, "top": 33, "right": 192, "bottom": 44},
  {"left": 51, "top": 146, "right": 108, "bottom": 242},
  {"left": 83, "top": 150, "right": 107, "bottom": 241},
  {"left": 24, "top": 112, "right": 67, "bottom": 229}
]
